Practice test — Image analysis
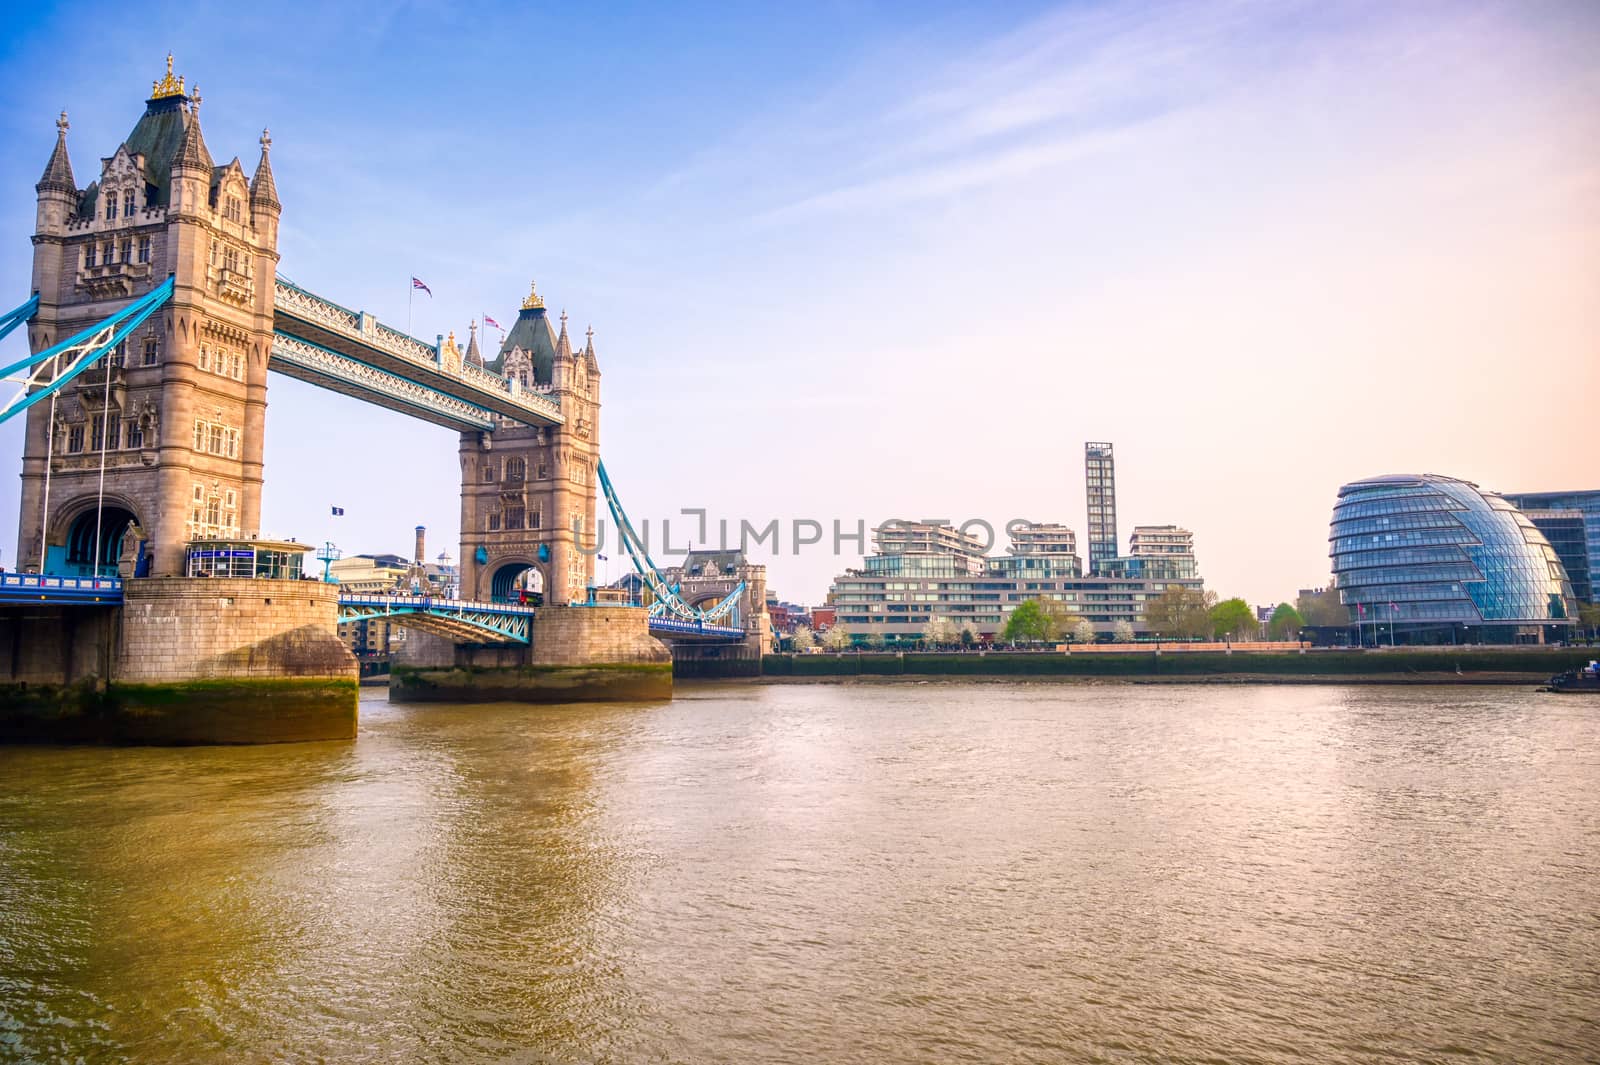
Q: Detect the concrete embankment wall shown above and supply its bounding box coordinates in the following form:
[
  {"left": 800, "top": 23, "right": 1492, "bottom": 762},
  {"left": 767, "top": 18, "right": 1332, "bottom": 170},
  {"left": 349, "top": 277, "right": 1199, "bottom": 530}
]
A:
[
  {"left": 1, "top": 578, "right": 358, "bottom": 744},
  {"left": 759, "top": 649, "right": 1593, "bottom": 682}
]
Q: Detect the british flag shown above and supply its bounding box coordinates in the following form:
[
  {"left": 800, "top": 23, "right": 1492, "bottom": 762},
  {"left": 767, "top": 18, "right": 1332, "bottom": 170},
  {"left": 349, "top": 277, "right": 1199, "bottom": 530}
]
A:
[{"left": 411, "top": 276, "right": 432, "bottom": 296}]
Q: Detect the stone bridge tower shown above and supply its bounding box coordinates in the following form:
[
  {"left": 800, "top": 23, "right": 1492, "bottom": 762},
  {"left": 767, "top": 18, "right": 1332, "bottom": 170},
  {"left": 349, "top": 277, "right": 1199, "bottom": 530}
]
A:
[
  {"left": 458, "top": 284, "right": 600, "bottom": 605},
  {"left": 17, "top": 57, "right": 280, "bottom": 578}
]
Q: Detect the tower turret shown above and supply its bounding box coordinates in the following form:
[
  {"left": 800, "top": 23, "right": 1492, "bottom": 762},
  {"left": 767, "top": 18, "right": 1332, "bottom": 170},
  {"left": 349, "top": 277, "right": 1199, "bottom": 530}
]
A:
[
  {"left": 250, "top": 128, "right": 281, "bottom": 247},
  {"left": 35, "top": 110, "right": 77, "bottom": 232},
  {"left": 169, "top": 87, "right": 212, "bottom": 217}
]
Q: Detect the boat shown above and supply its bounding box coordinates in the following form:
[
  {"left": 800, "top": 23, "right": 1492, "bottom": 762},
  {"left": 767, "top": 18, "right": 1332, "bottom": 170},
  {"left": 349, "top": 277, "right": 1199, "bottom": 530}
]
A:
[{"left": 1544, "top": 666, "right": 1600, "bottom": 694}]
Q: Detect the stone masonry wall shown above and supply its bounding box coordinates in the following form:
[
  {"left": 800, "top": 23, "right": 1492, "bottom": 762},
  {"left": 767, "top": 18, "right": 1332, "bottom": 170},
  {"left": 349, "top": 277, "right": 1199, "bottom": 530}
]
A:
[
  {"left": 528, "top": 605, "right": 670, "bottom": 667},
  {"left": 0, "top": 606, "right": 119, "bottom": 685},
  {"left": 119, "top": 577, "right": 356, "bottom": 682}
]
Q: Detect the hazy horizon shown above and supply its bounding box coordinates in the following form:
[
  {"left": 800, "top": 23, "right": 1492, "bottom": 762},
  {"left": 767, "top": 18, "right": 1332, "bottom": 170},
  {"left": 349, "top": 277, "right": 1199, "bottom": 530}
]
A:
[{"left": 1, "top": 0, "right": 1595, "bottom": 607}]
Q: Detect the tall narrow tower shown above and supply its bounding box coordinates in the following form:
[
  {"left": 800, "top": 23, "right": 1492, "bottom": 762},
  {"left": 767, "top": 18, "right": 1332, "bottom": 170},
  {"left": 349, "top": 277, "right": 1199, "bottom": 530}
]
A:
[
  {"left": 16, "top": 57, "right": 279, "bottom": 577},
  {"left": 458, "top": 284, "right": 601, "bottom": 605},
  {"left": 1085, "top": 441, "right": 1117, "bottom": 575}
]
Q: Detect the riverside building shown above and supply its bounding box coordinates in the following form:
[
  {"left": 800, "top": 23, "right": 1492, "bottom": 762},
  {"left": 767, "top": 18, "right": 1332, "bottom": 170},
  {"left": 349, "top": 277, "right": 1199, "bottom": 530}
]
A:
[
  {"left": 1502, "top": 490, "right": 1600, "bottom": 605},
  {"left": 826, "top": 519, "right": 1202, "bottom": 644},
  {"left": 1329, "top": 474, "right": 1577, "bottom": 644}
]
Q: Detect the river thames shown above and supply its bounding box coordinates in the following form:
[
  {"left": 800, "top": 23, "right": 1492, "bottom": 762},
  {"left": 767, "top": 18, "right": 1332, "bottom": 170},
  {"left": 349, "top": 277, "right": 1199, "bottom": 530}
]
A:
[{"left": 1, "top": 682, "right": 1596, "bottom": 1063}]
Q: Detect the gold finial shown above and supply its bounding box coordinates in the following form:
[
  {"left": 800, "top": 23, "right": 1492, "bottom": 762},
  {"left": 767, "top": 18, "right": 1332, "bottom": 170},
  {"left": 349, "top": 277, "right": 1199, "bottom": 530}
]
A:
[
  {"left": 520, "top": 280, "right": 544, "bottom": 310},
  {"left": 446, "top": 330, "right": 457, "bottom": 347},
  {"left": 56, "top": 110, "right": 69, "bottom": 135},
  {"left": 152, "top": 53, "right": 186, "bottom": 99}
]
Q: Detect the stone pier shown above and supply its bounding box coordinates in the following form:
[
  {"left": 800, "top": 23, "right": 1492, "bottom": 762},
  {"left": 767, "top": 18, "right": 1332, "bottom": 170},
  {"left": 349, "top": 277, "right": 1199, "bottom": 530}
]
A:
[
  {"left": 0, "top": 578, "right": 357, "bottom": 744},
  {"left": 390, "top": 604, "right": 672, "bottom": 704}
]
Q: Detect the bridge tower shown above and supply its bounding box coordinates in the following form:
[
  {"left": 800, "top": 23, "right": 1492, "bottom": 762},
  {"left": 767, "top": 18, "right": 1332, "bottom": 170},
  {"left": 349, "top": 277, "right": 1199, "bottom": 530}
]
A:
[
  {"left": 16, "top": 57, "right": 280, "bottom": 578},
  {"left": 458, "top": 285, "right": 600, "bottom": 606}
]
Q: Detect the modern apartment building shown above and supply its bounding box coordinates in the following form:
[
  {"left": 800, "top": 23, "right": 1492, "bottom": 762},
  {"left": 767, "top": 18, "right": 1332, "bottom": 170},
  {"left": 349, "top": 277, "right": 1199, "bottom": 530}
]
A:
[
  {"left": 1098, "top": 525, "right": 1198, "bottom": 581},
  {"left": 826, "top": 518, "right": 1202, "bottom": 643},
  {"left": 1085, "top": 442, "right": 1118, "bottom": 574}
]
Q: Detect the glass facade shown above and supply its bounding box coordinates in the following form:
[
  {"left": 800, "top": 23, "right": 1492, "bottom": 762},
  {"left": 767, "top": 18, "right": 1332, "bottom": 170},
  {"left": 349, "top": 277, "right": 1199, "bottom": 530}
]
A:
[
  {"left": 1085, "top": 442, "right": 1117, "bottom": 574},
  {"left": 1503, "top": 491, "right": 1600, "bottom": 605},
  {"left": 1329, "top": 475, "right": 1577, "bottom": 643}
]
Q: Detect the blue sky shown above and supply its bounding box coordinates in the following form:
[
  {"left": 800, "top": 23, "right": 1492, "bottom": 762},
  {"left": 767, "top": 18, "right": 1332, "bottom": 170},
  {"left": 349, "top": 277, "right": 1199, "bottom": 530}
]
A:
[{"left": 1, "top": 0, "right": 1596, "bottom": 605}]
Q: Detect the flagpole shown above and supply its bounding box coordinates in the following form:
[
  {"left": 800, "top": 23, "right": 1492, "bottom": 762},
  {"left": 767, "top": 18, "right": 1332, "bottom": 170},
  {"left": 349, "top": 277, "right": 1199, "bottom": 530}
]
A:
[{"left": 407, "top": 278, "right": 414, "bottom": 335}]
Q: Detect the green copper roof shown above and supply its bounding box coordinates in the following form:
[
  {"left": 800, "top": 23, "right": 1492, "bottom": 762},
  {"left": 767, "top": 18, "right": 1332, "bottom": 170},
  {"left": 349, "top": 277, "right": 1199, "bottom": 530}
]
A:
[
  {"left": 493, "top": 306, "right": 559, "bottom": 384},
  {"left": 122, "top": 95, "right": 201, "bottom": 207}
]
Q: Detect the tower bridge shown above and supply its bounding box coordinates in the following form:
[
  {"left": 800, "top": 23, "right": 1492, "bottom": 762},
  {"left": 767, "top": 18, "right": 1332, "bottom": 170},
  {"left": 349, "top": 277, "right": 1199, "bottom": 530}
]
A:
[{"left": 0, "top": 58, "right": 766, "bottom": 743}]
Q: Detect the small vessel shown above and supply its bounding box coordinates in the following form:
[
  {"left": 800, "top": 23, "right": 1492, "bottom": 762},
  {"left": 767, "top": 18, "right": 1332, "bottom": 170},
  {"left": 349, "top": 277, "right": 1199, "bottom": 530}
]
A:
[{"left": 1545, "top": 665, "right": 1600, "bottom": 694}]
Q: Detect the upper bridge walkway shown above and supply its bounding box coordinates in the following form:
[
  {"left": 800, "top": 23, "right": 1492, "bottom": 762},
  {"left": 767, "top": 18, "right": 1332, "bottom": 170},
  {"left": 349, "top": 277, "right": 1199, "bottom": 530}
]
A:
[{"left": 270, "top": 278, "right": 564, "bottom": 432}]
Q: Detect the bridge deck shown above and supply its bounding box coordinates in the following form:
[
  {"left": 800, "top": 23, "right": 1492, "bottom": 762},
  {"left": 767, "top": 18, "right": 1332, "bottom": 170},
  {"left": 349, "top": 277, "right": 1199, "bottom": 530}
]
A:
[
  {"left": 0, "top": 573, "right": 123, "bottom": 605},
  {"left": 273, "top": 279, "right": 564, "bottom": 429}
]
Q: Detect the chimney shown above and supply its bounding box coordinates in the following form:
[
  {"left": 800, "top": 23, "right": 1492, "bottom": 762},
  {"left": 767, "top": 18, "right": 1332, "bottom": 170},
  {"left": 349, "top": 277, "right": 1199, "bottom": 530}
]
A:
[{"left": 414, "top": 525, "right": 426, "bottom": 565}]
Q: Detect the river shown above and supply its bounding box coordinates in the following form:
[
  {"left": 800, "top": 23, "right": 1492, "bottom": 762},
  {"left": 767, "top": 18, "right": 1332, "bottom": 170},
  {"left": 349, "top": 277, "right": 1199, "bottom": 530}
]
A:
[{"left": 1, "top": 682, "right": 1596, "bottom": 1063}]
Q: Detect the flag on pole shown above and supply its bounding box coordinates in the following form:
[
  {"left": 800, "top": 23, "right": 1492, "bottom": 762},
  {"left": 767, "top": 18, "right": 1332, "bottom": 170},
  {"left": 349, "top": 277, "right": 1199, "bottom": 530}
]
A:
[
  {"left": 1357, "top": 603, "right": 1365, "bottom": 615},
  {"left": 331, "top": 506, "right": 345, "bottom": 516},
  {"left": 1390, "top": 602, "right": 1399, "bottom": 611},
  {"left": 411, "top": 277, "right": 432, "bottom": 297},
  {"left": 483, "top": 314, "right": 501, "bottom": 330}
]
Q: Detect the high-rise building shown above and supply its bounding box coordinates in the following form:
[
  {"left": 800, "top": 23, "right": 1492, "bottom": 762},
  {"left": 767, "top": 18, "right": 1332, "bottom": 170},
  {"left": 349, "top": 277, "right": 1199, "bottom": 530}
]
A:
[
  {"left": 1084, "top": 442, "right": 1117, "bottom": 574},
  {"left": 1502, "top": 490, "right": 1600, "bottom": 605},
  {"left": 1098, "top": 525, "right": 1198, "bottom": 581}
]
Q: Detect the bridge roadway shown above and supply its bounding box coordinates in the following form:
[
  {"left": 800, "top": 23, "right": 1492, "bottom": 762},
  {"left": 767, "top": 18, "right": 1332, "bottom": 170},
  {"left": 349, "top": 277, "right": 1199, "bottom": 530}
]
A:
[
  {"left": 270, "top": 278, "right": 564, "bottom": 431},
  {"left": 0, "top": 576, "right": 747, "bottom": 645}
]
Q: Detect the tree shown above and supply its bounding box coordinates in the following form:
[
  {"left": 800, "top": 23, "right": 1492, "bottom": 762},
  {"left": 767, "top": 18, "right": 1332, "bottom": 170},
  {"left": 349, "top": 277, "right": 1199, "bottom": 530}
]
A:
[
  {"left": 1578, "top": 602, "right": 1600, "bottom": 641},
  {"left": 790, "top": 626, "right": 816, "bottom": 652},
  {"left": 1111, "top": 619, "right": 1134, "bottom": 643},
  {"left": 864, "top": 632, "right": 886, "bottom": 651},
  {"left": 1296, "top": 583, "right": 1348, "bottom": 627},
  {"left": 1143, "top": 586, "right": 1217, "bottom": 640},
  {"left": 1072, "top": 618, "right": 1097, "bottom": 644},
  {"left": 822, "top": 625, "right": 852, "bottom": 652},
  {"left": 960, "top": 628, "right": 975, "bottom": 648},
  {"left": 1209, "top": 597, "right": 1257, "bottom": 640},
  {"left": 1003, "top": 598, "right": 1080, "bottom": 644},
  {"left": 924, "top": 616, "right": 958, "bottom": 648},
  {"left": 1267, "top": 602, "right": 1304, "bottom": 641}
]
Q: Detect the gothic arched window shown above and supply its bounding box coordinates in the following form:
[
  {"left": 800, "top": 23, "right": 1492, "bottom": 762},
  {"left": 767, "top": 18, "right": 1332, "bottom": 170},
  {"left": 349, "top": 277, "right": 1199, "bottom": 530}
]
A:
[{"left": 505, "top": 458, "right": 525, "bottom": 482}]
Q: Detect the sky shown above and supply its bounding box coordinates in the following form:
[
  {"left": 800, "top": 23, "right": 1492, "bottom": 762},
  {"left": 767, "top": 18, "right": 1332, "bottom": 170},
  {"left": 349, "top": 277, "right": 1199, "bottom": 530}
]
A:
[{"left": 0, "top": 0, "right": 1595, "bottom": 606}]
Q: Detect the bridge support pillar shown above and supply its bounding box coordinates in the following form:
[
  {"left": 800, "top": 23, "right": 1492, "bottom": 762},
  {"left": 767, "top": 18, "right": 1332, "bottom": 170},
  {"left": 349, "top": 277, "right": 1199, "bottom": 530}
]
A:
[
  {"left": 390, "top": 605, "right": 671, "bottom": 704},
  {"left": 0, "top": 579, "right": 358, "bottom": 744}
]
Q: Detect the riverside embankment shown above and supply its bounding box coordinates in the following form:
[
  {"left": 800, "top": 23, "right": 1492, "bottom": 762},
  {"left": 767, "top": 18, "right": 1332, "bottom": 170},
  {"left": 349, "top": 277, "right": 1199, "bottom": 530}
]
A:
[{"left": 746, "top": 647, "right": 1593, "bottom": 684}]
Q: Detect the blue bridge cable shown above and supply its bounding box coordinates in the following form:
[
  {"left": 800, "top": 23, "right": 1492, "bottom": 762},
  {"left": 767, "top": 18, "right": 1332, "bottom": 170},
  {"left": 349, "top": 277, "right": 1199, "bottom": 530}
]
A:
[
  {"left": 0, "top": 279, "right": 176, "bottom": 425},
  {"left": 595, "top": 459, "right": 746, "bottom": 624},
  {"left": 0, "top": 293, "right": 40, "bottom": 346}
]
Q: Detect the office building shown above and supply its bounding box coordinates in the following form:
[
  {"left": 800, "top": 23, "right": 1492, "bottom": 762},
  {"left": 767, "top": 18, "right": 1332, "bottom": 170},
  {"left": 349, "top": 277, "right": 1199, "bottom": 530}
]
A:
[
  {"left": 1329, "top": 474, "right": 1577, "bottom": 644},
  {"left": 1503, "top": 490, "right": 1600, "bottom": 604}
]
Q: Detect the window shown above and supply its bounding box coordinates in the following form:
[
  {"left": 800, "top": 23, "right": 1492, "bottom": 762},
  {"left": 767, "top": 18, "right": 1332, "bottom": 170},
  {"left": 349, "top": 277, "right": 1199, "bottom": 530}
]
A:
[
  {"left": 531, "top": 509, "right": 541, "bottom": 530},
  {"left": 505, "top": 457, "right": 525, "bottom": 482},
  {"left": 90, "top": 414, "right": 120, "bottom": 451},
  {"left": 119, "top": 239, "right": 132, "bottom": 264},
  {"left": 505, "top": 505, "right": 525, "bottom": 530},
  {"left": 109, "top": 340, "right": 127, "bottom": 368},
  {"left": 104, "top": 197, "right": 116, "bottom": 221},
  {"left": 84, "top": 244, "right": 96, "bottom": 268},
  {"left": 137, "top": 237, "right": 152, "bottom": 264},
  {"left": 126, "top": 420, "right": 143, "bottom": 449},
  {"left": 66, "top": 424, "right": 84, "bottom": 452},
  {"left": 224, "top": 196, "right": 242, "bottom": 223},
  {"left": 536, "top": 463, "right": 548, "bottom": 479},
  {"left": 488, "top": 512, "right": 502, "bottom": 531},
  {"left": 102, "top": 242, "right": 112, "bottom": 264},
  {"left": 222, "top": 246, "right": 240, "bottom": 273},
  {"left": 199, "top": 345, "right": 211, "bottom": 372},
  {"left": 122, "top": 190, "right": 135, "bottom": 218},
  {"left": 231, "top": 353, "right": 243, "bottom": 380},
  {"left": 482, "top": 463, "right": 497, "bottom": 483},
  {"left": 194, "top": 419, "right": 206, "bottom": 450},
  {"left": 142, "top": 337, "right": 159, "bottom": 366}
]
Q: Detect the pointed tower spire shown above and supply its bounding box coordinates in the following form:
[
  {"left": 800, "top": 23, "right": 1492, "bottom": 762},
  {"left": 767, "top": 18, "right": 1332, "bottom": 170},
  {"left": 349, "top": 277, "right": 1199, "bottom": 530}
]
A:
[
  {"left": 465, "top": 321, "right": 483, "bottom": 366},
  {"left": 583, "top": 324, "right": 600, "bottom": 374},
  {"left": 173, "top": 91, "right": 214, "bottom": 174},
  {"left": 250, "top": 127, "right": 280, "bottom": 211},
  {"left": 555, "top": 309, "right": 571, "bottom": 357},
  {"left": 37, "top": 110, "right": 76, "bottom": 194}
]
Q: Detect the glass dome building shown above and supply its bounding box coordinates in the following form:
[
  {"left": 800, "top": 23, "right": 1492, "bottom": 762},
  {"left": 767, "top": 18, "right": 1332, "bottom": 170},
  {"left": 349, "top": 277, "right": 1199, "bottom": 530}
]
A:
[{"left": 1330, "top": 474, "right": 1577, "bottom": 644}]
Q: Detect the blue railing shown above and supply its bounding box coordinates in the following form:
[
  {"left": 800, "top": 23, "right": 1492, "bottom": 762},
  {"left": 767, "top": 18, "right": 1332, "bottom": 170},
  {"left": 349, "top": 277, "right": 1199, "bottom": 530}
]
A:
[
  {"left": 337, "top": 593, "right": 536, "bottom": 617},
  {"left": 0, "top": 573, "right": 124, "bottom": 604},
  {"left": 647, "top": 616, "right": 746, "bottom": 639}
]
